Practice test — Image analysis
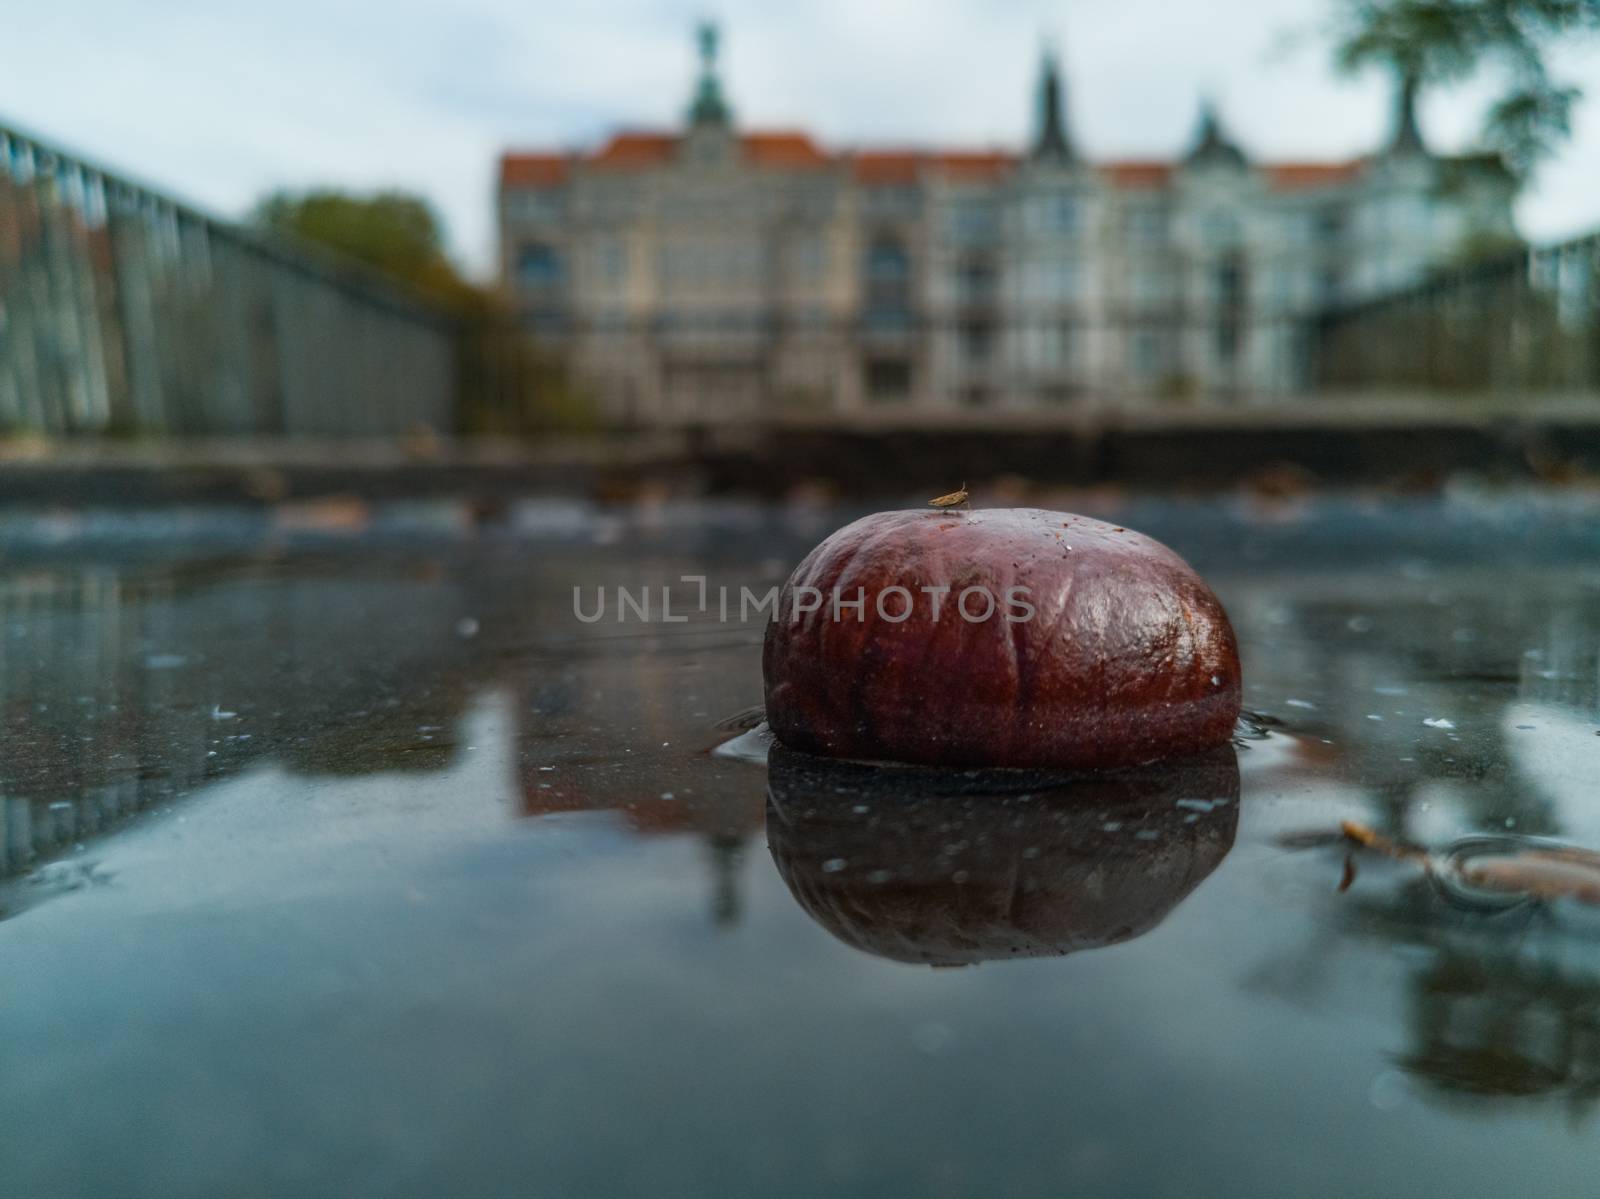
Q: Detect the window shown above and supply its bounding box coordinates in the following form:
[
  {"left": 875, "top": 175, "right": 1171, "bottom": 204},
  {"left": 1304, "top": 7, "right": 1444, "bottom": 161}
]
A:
[
  {"left": 865, "top": 238, "right": 909, "bottom": 280},
  {"left": 1201, "top": 209, "right": 1239, "bottom": 246},
  {"left": 1021, "top": 322, "right": 1074, "bottom": 372},
  {"left": 865, "top": 186, "right": 921, "bottom": 217},
  {"left": 587, "top": 185, "right": 634, "bottom": 223},
  {"left": 791, "top": 235, "right": 827, "bottom": 279},
  {"left": 594, "top": 238, "right": 627, "bottom": 283},
  {"left": 658, "top": 240, "right": 763, "bottom": 290},
  {"left": 959, "top": 321, "right": 993, "bottom": 363},
  {"left": 1212, "top": 258, "right": 1244, "bottom": 306},
  {"left": 956, "top": 257, "right": 997, "bottom": 305},
  {"left": 517, "top": 242, "right": 563, "bottom": 288},
  {"left": 509, "top": 189, "right": 565, "bottom": 224},
  {"left": 865, "top": 310, "right": 913, "bottom": 334},
  {"left": 1129, "top": 328, "right": 1166, "bottom": 378},
  {"left": 1125, "top": 205, "right": 1169, "bottom": 245},
  {"left": 1131, "top": 265, "right": 1171, "bottom": 304},
  {"left": 864, "top": 237, "right": 912, "bottom": 318},
  {"left": 1390, "top": 196, "right": 1429, "bottom": 236},
  {"left": 793, "top": 185, "right": 836, "bottom": 221},
  {"left": 1021, "top": 257, "right": 1081, "bottom": 304},
  {"left": 946, "top": 197, "right": 999, "bottom": 244},
  {"left": 865, "top": 359, "right": 912, "bottom": 402},
  {"left": 526, "top": 309, "right": 566, "bottom": 334},
  {"left": 1025, "top": 192, "right": 1078, "bottom": 236},
  {"left": 1215, "top": 321, "right": 1241, "bottom": 363}
]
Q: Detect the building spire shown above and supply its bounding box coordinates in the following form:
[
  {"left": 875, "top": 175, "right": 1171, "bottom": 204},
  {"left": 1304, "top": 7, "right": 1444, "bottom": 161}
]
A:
[
  {"left": 1030, "top": 43, "right": 1075, "bottom": 163},
  {"left": 1385, "top": 71, "right": 1427, "bottom": 156},
  {"left": 1183, "top": 97, "right": 1248, "bottom": 169},
  {"left": 687, "top": 21, "right": 732, "bottom": 127}
]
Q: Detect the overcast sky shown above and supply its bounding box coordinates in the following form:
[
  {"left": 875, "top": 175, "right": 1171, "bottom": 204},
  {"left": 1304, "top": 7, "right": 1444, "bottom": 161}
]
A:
[{"left": 6, "top": 1, "right": 1599, "bottom": 277}]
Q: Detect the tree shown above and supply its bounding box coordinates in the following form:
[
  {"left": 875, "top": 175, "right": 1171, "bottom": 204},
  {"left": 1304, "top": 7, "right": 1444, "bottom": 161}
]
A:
[
  {"left": 1332, "top": 0, "right": 1600, "bottom": 177},
  {"left": 252, "top": 188, "right": 482, "bottom": 311},
  {"left": 252, "top": 187, "right": 594, "bottom": 433}
]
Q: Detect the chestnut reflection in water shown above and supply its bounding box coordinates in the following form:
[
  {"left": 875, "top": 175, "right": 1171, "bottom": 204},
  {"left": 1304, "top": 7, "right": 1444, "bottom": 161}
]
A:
[{"left": 767, "top": 744, "right": 1239, "bottom": 967}]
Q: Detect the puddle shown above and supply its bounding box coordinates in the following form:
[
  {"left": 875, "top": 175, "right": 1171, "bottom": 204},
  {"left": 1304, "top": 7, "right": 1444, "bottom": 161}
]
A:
[{"left": 3, "top": 495, "right": 1600, "bottom": 1196}]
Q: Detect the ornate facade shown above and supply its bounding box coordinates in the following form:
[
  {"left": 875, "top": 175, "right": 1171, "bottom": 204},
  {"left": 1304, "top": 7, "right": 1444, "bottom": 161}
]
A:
[{"left": 498, "top": 25, "right": 1517, "bottom": 423}]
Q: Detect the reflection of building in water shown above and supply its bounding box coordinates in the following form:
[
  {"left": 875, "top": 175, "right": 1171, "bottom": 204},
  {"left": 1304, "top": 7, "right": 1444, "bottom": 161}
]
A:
[
  {"left": 1230, "top": 563, "right": 1600, "bottom": 842},
  {"left": 514, "top": 639, "right": 766, "bottom": 926},
  {"left": 498, "top": 23, "right": 1516, "bottom": 419},
  {"left": 0, "top": 563, "right": 484, "bottom": 885},
  {"left": 0, "top": 550, "right": 770, "bottom": 928},
  {"left": 1230, "top": 559, "right": 1600, "bottom": 1119}
]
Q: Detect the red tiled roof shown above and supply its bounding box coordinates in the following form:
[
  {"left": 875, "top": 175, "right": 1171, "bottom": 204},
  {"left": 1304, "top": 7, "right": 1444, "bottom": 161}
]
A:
[
  {"left": 1264, "top": 160, "right": 1366, "bottom": 191},
  {"left": 851, "top": 151, "right": 922, "bottom": 185},
  {"left": 932, "top": 151, "right": 1015, "bottom": 182},
  {"left": 1101, "top": 160, "right": 1173, "bottom": 189},
  {"left": 500, "top": 132, "right": 1369, "bottom": 198},
  {"left": 849, "top": 150, "right": 1016, "bottom": 184},
  {"left": 583, "top": 129, "right": 834, "bottom": 171},
  {"left": 499, "top": 153, "right": 568, "bottom": 188},
  {"left": 741, "top": 131, "right": 831, "bottom": 168},
  {"left": 591, "top": 130, "right": 679, "bottom": 168}
]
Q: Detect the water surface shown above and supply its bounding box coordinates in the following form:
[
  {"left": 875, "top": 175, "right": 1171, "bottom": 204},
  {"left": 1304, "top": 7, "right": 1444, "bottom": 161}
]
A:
[{"left": 3, "top": 491, "right": 1600, "bottom": 1197}]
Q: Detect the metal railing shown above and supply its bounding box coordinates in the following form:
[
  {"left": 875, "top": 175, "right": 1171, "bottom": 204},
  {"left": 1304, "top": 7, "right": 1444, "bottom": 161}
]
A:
[
  {"left": 1310, "top": 232, "right": 1600, "bottom": 398},
  {"left": 0, "top": 120, "right": 460, "bottom": 437}
]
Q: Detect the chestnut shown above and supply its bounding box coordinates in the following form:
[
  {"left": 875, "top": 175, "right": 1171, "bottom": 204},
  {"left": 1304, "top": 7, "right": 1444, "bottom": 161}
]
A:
[{"left": 763, "top": 508, "right": 1240, "bottom": 769}]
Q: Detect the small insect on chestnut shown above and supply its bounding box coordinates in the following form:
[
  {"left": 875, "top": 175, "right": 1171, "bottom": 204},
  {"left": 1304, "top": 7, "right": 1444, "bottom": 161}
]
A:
[{"left": 928, "top": 483, "right": 970, "bottom": 510}]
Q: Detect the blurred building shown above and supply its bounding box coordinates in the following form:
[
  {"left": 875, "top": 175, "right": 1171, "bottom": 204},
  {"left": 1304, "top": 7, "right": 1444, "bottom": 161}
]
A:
[{"left": 497, "top": 24, "right": 1517, "bottom": 422}]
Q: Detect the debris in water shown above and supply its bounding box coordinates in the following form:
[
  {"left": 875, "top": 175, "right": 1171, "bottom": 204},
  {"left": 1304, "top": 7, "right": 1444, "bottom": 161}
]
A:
[
  {"left": 1422, "top": 717, "right": 1455, "bottom": 729},
  {"left": 1338, "top": 855, "right": 1357, "bottom": 893},
  {"left": 1341, "top": 820, "right": 1429, "bottom": 864},
  {"left": 1341, "top": 820, "right": 1600, "bottom": 908}
]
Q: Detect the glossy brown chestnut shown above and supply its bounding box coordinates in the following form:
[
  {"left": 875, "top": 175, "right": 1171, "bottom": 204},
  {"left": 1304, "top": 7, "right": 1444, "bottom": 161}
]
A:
[{"left": 762, "top": 508, "right": 1241, "bottom": 769}]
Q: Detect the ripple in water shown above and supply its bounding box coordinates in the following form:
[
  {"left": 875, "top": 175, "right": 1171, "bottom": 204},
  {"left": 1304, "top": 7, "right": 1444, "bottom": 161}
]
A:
[
  {"left": 1233, "top": 709, "right": 1285, "bottom": 747},
  {"left": 1433, "top": 835, "right": 1600, "bottom": 912}
]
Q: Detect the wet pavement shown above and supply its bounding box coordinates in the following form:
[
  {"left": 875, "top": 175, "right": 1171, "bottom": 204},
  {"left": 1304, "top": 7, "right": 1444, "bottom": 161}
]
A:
[{"left": 3, "top": 488, "right": 1600, "bottom": 1197}]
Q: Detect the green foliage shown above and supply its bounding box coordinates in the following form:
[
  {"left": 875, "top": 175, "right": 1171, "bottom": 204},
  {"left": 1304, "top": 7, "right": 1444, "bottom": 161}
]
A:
[
  {"left": 252, "top": 188, "right": 482, "bottom": 312},
  {"left": 457, "top": 324, "right": 601, "bottom": 435},
  {"left": 1449, "top": 227, "right": 1528, "bottom": 264},
  {"left": 1332, "top": 0, "right": 1600, "bottom": 176},
  {"left": 252, "top": 187, "right": 595, "bottom": 434}
]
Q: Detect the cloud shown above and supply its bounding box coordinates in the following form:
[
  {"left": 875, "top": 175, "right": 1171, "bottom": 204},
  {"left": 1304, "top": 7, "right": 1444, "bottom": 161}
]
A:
[{"left": 4, "top": 0, "right": 1597, "bottom": 277}]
